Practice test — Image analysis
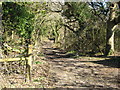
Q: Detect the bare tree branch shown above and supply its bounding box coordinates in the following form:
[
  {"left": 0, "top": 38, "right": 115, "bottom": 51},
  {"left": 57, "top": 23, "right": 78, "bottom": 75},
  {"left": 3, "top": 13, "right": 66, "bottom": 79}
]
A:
[{"left": 63, "top": 24, "right": 76, "bottom": 34}]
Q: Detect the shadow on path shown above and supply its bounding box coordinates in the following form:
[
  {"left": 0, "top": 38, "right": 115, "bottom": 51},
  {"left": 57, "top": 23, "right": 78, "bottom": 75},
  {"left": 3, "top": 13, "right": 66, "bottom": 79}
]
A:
[
  {"left": 80, "top": 57, "right": 120, "bottom": 68},
  {"left": 43, "top": 47, "right": 120, "bottom": 68},
  {"left": 43, "top": 47, "right": 76, "bottom": 59}
]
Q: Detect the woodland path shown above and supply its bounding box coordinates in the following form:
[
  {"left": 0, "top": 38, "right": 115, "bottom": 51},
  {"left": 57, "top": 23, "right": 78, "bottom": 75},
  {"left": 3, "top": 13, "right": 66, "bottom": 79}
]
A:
[
  {"left": 42, "top": 41, "right": 120, "bottom": 89},
  {"left": 0, "top": 40, "right": 119, "bottom": 89}
]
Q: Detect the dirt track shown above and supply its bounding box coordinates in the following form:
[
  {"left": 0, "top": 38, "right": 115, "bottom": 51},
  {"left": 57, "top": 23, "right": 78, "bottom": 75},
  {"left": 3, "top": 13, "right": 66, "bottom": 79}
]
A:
[
  {"left": 43, "top": 46, "right": 120, "bottom": 89},
  {"left": 0, "top": 41, "right": 119, "bottom": 89}
]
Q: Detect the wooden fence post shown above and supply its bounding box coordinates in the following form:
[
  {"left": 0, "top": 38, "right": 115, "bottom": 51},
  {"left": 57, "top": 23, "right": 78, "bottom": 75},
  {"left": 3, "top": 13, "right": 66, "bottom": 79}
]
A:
[{"left": 26, "top": 44, "right": 33, "bottom": 82}]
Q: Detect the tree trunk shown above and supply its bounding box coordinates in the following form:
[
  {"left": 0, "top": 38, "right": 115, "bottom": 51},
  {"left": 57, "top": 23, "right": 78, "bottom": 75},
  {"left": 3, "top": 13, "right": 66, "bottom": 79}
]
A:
[
  {"left": 105, "top": 2, "right": 119, "bottom": 56},
  {"left": 105, "top": 21, "right": 117, "bottom": 55}
]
